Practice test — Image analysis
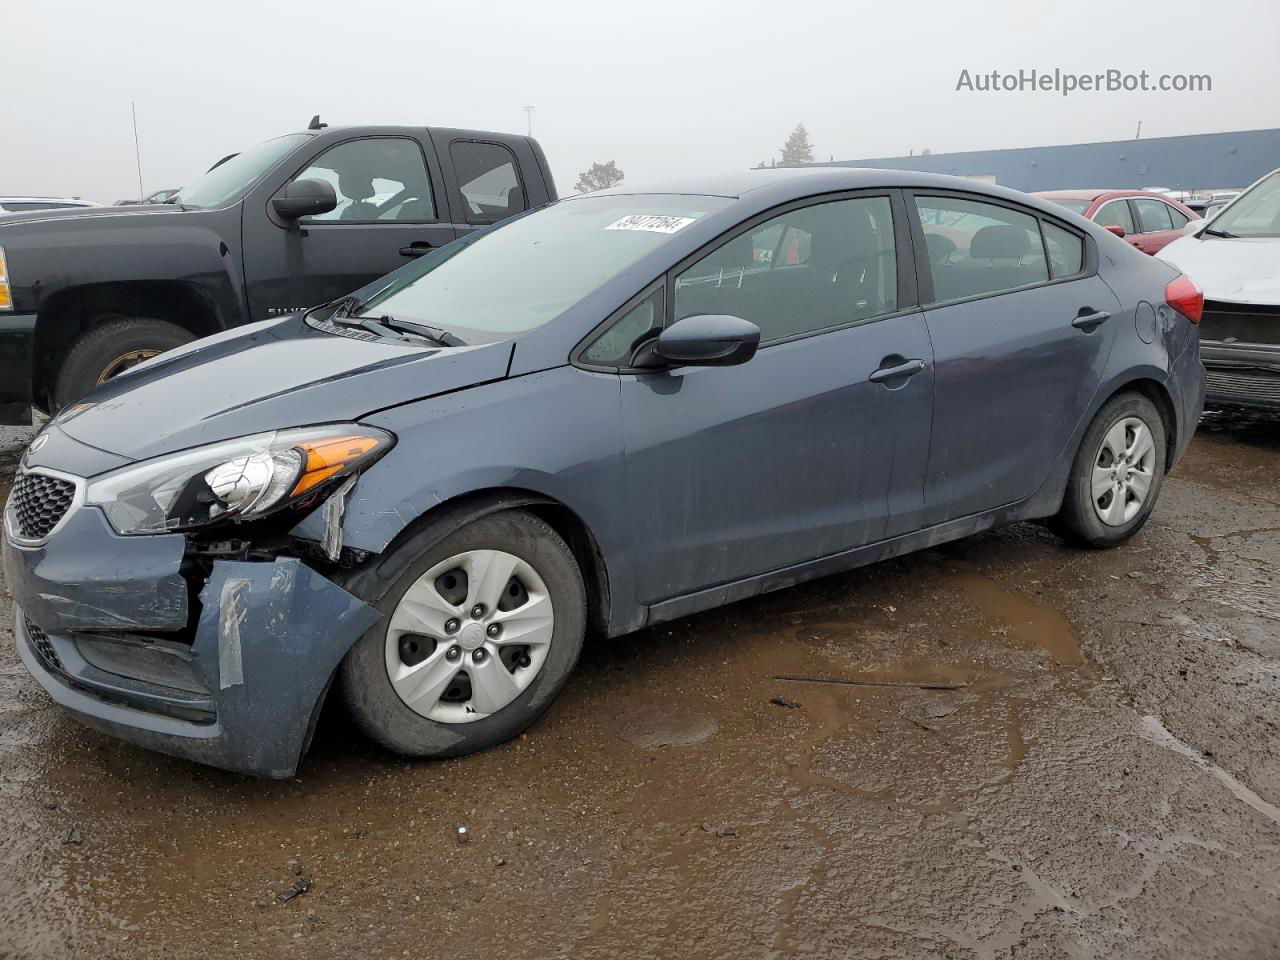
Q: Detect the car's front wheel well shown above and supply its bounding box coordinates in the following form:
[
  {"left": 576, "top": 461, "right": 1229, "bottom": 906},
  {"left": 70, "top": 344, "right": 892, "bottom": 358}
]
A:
[
  {"left": 33, "top": 281, "right": 222, "bottom": 408},
  {"left": 357, "top": 488, "right": 611, "bottom": 639}
]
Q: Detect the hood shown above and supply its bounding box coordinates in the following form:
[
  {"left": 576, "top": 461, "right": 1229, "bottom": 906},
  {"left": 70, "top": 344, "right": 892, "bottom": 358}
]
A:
[
  {"left": 0, "top": 203, "right": 184, "bottom": 228},
  {"left": 1157, "top": 235, "right": 1280, "bottom": 305},
  {"left": 54, "top": 315, "right": 512, "bottom": 464}
]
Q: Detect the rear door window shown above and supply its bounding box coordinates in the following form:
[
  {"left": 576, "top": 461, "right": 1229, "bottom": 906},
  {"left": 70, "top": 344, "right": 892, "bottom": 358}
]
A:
[
  {"left": 1042, "top": 222, "right": 1084, "bottom": 278},
  {"left": 1133, "top": 198, "right": 1173, "bottom": 234},
  {"left": 915, "top": 196, "right": 1049, "bottom": 303},
  {"left": 450, "top": 141, "right": 527, "bottom": 225},
  {"left": 1165, "top": 204, "right": 1191, "bottom": 229}
]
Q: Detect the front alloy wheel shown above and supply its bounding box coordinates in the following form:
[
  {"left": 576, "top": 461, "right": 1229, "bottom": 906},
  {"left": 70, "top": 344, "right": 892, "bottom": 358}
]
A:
[
  {"left": 340, "top": 509, "right": 586, "bottom": 759},
  {"left": 386, "top": 549, "right": 554, "bottom": 723}
]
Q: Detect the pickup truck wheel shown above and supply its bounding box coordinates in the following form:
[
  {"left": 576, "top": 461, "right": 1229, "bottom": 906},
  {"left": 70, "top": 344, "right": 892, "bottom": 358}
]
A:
[
  {"left": 53, "top": 317, "right": 195, "bottom": 409},
  {"left": 339, "top": 509, "right": 586, "bottom": 759}
]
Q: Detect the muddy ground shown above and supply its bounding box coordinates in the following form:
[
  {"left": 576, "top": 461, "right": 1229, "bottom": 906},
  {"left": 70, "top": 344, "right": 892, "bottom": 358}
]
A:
[{"left": 1, "top": 412, "right": 1278, "bottom": 960}]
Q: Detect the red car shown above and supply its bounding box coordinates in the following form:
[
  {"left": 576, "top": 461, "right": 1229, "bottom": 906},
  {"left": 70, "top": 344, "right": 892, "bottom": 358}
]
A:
[{"left": 1034, "top": 190, "right": 1198, "bottom": 255}]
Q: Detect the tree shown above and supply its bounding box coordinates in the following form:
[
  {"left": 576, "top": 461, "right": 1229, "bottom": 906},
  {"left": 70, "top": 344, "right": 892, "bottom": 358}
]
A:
[
  {"left": 779, "top": 124, "right": 814, "bottom": 166},
  {"left": 575, "top": 160, "right": 624, "bottom": 193}
]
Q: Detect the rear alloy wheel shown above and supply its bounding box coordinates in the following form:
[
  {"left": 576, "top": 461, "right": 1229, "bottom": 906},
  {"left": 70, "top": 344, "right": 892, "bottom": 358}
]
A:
[
  {"left": 340, "top": 510, "right": 586, "bottom": 758},
  {"left": 1053, "top": 392, "right": 1167, "bottom": 548},
  {"left": 1090, "top": 416, "right": 1158, "bottom": 527}
]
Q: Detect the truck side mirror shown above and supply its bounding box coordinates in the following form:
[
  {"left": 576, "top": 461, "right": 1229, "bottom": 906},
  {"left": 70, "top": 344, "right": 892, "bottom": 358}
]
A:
[{"left": 273, "top": 179, "right": 338, "bottom": 220}]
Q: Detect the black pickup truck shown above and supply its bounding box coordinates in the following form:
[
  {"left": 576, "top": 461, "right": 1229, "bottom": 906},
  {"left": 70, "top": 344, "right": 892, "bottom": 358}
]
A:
[{"left": 0, "top": 122, "right": 557, "bottom": 424}]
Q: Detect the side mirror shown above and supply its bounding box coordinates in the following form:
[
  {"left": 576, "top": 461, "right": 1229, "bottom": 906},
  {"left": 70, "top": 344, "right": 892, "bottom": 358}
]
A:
[
  {"left": 1183, "top": 218, "right": 1207, "bottom": 236},
  {"left": 647, "top": 314, "right": 760, "bottom": 368},
  {"left": 1104, "top": 224, "right": 1126, "bottom": 238},
  {"left": 273, "top": 178, "right": 337, "bottom": 220}
]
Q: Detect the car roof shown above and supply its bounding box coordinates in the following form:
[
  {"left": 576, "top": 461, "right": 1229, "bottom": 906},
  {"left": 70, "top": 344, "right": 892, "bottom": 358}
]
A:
[
  {"left": 587, "top": 166, "right": 1078, "bottom": 210},
  {"left": 1036, "top": 189, "right": 1188, "bottom": 204}
]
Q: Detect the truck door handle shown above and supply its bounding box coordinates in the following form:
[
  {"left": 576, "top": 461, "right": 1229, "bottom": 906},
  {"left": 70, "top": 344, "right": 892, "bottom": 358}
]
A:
[
  {"left": 1072, "top": 309, "right": 1112, "bottom": 330},
  {"left": 399, "top": 242, "right": 435, "bottom": 257},
  {"left": 868, "top": 358, "right": 928, "bottom": 383}
]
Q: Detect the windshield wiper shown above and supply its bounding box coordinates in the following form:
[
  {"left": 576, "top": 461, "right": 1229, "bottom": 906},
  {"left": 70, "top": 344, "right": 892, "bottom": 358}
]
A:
[
  {"left": 317, "top": 297, "right": 466, "bottom": 347},
  {"left": 1202, "top": 227, "right": 1239, "bottom": 238},
  {"left": 329, "top": 295, "right": 360, "bottom": 319},
  {"left": 361, "top": 314, "right": 467, "bottom": 347}
]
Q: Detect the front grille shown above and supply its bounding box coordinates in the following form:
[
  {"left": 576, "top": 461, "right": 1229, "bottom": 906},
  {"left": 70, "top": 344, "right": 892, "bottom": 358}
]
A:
[
  {"left": 8, "top": 471, "right": 76, "bottom": 541},
  {"left": 24, "top": 617, "right": 60, "bottom": 670},
  {"left": 1200, "top": 301, "right": 1280, "bottom": 346},
  {"left": 1205, "top": 367, "right": 1280, "bottom": 404}
]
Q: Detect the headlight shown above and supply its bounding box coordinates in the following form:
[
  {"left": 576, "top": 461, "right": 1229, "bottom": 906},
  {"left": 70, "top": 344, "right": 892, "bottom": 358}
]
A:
[{"left": 85, "top": 424, "right": 394, "bottom": 535}]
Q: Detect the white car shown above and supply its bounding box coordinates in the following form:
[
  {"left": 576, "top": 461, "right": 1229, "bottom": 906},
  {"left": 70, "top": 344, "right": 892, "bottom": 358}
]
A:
[
  {"left": 1158, "top": 169, "right": 1280, "bottom": 410},
  {"left": 0, "top": 196, "right": 98, "bottom": 214}
]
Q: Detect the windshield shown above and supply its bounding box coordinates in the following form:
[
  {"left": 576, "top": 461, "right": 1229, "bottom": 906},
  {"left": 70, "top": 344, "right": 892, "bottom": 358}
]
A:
[
  {"left": 1210, "top": 171, "right": 1280, "bottom": 237},
  {"left": 176, "top": 134, "right": 311, "bottom": 209},
  {"left": 356, "top": 194, "right": 730, "bottom": 339},
  {"left": 1046, "top": 198, "right": 1091, "bottom": 216}
]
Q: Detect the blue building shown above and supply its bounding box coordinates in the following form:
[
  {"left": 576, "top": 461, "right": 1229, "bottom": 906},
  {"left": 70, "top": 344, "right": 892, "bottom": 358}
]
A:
[{"left": 810, "top": 128, "right": 1280, "bottom": 193}]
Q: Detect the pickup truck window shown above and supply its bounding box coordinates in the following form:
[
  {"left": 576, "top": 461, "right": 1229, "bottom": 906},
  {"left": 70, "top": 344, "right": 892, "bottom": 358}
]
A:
[
  {"left": 177, "top": 134, "right": 310, "bottom": 210},
  {"left": 294, "top": 137, "right": 436, "bottom": 222},
  {"left": 357, "top": 194, "right": 730, "bottom": 340},
  {"left": 450, "top": 141, "right": 525, "bottom": 225}
]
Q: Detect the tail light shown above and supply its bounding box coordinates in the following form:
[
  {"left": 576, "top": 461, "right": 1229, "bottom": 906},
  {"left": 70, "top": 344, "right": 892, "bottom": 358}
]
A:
[{"left": 1165, "top": 274, "right": 1203, "bottom": 324}]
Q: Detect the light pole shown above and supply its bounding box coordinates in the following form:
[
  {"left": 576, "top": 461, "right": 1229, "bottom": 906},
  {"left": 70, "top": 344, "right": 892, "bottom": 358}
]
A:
[{"left": 523, "top": 105, "right": 535, "bottom": 137}]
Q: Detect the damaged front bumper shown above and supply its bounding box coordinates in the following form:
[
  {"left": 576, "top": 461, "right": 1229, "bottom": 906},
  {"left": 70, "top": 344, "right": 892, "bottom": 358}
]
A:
[
  {"left": 4, "top": 504, "right": 380, "bottom": 778},
  {"left": 1201, "top": 341, "right": 1280, "bottom": 410}
]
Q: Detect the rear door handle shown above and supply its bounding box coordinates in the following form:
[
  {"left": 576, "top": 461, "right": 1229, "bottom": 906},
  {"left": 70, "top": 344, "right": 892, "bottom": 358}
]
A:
[
  {"left": 868, "top": 358, "right": 928, "bottom": 383},
  {"left": 1072, "top": 309, "right": 1112, "bottom": 330},
  {"left": 399, "top": 241, "right": 435, "bottom": 258}
]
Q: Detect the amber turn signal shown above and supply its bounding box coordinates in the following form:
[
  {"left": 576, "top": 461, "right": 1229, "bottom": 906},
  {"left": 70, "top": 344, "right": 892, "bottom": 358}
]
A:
[{"left": 290, "top": 435, "right": 384, "bottom": 497}]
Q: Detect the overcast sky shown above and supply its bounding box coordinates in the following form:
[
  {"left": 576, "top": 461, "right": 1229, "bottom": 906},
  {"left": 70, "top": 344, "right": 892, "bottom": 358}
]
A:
[{"left": 5, "top": 0, "right": 1278, "bottom": 203}]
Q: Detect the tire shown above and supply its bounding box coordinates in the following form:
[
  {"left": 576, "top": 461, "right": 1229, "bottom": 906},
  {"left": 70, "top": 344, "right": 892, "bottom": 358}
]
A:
[
  {"left": 53, "top": 317, "right": 195, "bottom": 410},
  {"left": 1052, "top": 392, "right": 1167, "bottom": 548},
  {"left": 339, "top": 509, "right": 586, "bottom": 758}
]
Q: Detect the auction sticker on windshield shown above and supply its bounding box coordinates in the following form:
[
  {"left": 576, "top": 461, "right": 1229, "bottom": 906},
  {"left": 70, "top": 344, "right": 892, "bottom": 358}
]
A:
[{"left": 606, "top": 215, "right": 697, "bottom": 234}]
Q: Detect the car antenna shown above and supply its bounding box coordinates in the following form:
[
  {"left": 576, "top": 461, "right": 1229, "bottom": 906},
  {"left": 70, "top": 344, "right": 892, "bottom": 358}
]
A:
[{"left": 308, "top": 114, "right": 327, "bottom": 131}]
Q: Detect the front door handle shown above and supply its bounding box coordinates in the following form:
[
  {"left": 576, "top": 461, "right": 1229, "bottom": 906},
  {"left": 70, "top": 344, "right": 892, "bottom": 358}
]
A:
[
  {"left": 1072, "top": 309, "right": 1112, "bottom": 330},
  {"left": 399, "top": 241, "right": 435, "bottom": 258},
  {"left": 868, "top": 358, "right": 928, "bottom": 383}
]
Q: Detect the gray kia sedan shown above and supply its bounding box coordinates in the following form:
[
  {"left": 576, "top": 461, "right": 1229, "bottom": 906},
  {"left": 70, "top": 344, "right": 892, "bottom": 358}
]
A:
[{"left": 3, "top": 169, "right": 1205, "bottom": 777}]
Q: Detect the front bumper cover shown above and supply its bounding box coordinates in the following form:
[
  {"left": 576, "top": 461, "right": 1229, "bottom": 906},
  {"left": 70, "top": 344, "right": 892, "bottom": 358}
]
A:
[
  {"left": 1201, "top": 341, "right": 1280, "bottom": 409},
  {"left": 5, "top": 506, "right": 381, "bottom": 778}
]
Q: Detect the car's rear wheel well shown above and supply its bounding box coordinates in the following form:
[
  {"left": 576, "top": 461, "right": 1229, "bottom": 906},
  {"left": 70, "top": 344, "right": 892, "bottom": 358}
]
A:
[
  {"left": 369, "top": 488, "right": 611, "bottom": 639},
  {"left": 33, "top": 281, "right": 222, "bottom": 408},
  {"left": 1112, "top": 378, "right": 1178, "bottom": 472}
]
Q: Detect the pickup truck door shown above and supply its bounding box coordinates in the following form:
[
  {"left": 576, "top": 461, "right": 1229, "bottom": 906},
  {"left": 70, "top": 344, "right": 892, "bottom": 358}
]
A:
[{"left": 241, "top": 133, "right": 457, "bottom": 320}]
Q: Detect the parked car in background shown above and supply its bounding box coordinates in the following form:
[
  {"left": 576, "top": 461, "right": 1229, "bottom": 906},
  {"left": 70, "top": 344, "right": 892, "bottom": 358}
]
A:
[
  {"left": 1, "top": 197, "right": 98, "bottom": 214},
  {"left": 3, "top": 168, "right": 1204, "bottom": 777},
  {"left": 1186, "top": 193, "right": 1241, "bottom": 219},
  {"left": 112, "top": 188, "right": 182, "bottom": 206},
  {"left": 1159, "top": 169, "right": 1280, "bottom": 409},
  {"left": 0, "top": 120, "right": 556, "bottom": 425},
  {"left": 1035, "top": 190, "right": 1198, "bottom": 255}
]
